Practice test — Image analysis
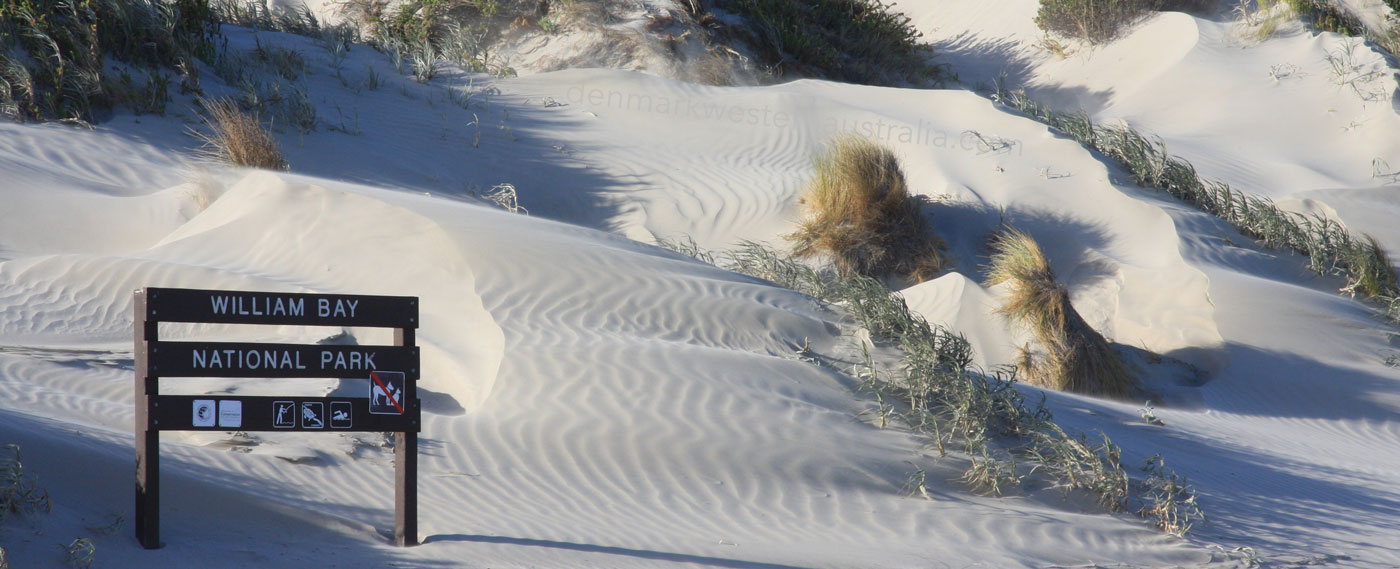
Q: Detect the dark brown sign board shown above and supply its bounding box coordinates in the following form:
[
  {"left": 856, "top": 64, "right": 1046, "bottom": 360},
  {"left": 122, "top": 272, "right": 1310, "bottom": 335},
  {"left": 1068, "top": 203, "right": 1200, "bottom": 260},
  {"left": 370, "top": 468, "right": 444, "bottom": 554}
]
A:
[
  {"left": 142, "top": 288, "right": 418, "bottom": 327},
  {"left": 153, "top": 395, "right": 419, "bottom": 431},
  {"left": 135, "top": 287, "right": 421, "bottom": 549}
]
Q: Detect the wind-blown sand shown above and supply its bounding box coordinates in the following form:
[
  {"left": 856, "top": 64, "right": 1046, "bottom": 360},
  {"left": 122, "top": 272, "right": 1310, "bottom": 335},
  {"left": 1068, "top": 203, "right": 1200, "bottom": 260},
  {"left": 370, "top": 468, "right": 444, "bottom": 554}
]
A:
[{"left": 1, "top": 2, "right": 1399, "bottom": 568}]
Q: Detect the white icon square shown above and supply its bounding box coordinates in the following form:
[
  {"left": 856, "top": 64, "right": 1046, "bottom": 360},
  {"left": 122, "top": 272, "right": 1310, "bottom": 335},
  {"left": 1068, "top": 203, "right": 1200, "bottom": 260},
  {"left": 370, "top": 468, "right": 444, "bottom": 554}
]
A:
[
  {"left": 301, "top": 402, "right": 325, "bottom": 429},
  {"left": 218, "top": 400, "right": 242, "bottom": 428},
  {"left": 192, "top": 399, "right": 216, "bottom": 427},
  {"left": 273, "top": 401, "right": 296, "bottom": 428}
]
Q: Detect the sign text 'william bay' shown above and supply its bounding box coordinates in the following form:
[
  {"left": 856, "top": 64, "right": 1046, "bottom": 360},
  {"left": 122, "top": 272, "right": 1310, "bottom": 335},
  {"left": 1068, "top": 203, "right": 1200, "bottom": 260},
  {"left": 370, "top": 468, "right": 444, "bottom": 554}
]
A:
[
  {"left": 143, "top": 288, "right": 417, "bottom": 328},
  {"left": 208, "top": 294, "right": 363, "bottom": 319},
  {"left": 135, "top": 286, "right": 422, "bottom": 548}
]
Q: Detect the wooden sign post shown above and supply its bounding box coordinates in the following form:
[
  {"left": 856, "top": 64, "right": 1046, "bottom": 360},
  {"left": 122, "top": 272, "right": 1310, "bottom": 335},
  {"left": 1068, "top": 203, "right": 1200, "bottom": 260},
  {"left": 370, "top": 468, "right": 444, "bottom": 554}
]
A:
[{"left": 134, "top": 287, "right": 421, "bottom": 549}]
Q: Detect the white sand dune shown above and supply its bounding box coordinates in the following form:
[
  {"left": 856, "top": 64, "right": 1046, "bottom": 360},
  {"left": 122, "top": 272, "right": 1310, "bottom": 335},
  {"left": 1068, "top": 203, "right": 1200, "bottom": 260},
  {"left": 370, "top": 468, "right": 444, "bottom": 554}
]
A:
[
  {"left": 918, "top": 0, "right": 1400, "bottom": 252},
  {"left": 0, "top": 164, "right": 1209, "bottom": 569},
  {"left": 1, "top": 4, "right": 1399, "bottom": 568}
]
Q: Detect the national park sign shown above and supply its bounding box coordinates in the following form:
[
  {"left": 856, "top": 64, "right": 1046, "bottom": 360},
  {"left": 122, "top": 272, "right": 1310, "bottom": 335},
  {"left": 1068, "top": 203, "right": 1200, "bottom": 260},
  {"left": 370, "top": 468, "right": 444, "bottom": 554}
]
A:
[{"left": 133, "top": 287, "right": 422, "bottom": 549}]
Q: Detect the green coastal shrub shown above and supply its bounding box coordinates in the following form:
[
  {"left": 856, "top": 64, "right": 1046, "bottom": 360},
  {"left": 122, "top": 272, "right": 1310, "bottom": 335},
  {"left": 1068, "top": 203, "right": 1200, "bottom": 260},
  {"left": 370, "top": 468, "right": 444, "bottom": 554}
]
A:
[
  {"left": 1035, "top": 0, "right": 1214, "bottom": 43},
  {"left": 707, "top": 0, "right": 940, "bottom": 85},
  {"left": 0, "top": 0, "right": 218, "bottom": 121}
]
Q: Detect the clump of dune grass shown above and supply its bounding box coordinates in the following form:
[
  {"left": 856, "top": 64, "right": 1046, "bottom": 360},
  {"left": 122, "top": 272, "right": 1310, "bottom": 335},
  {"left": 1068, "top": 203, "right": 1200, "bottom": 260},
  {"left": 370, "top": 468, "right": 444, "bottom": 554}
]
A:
[
  {"left": 1343, "top": 234, "right": 1399, "bottom": 298},
  {"left": 985, "top": 228, "right": 1138, "bottom": 399},
  {"left": 1138, "top": 454, "right": 1202, "bottom": 536},
  {"left": 1238, "top": 0, "right": 1400, "bottom": 57},
  {"left": 213, "top": 0, "right": 325, "bottom": 36},
  {"left": 1235, "top": 0, "right": 1364, "bottom": 42},
  {"left": 1035, "top": 0, "right": 1150, "bottom": 43},
  {"left": 2, "top": 443, "right": 51, "bottom": 569},
  {"left": 193, "top": 97, "right": 287, "bottom": 170},
  {"left": 992, "top": 83, "right": 1400, "bottom": 322},
  {"left": 1286, "top": 0, "right": 1368, "bottom": 37},
  {"left": 334, "top": 0, "right": 528, "bottom": 79},
  {"left": 664, "top": 238, "right": 1203, "bottom": 535},
  {"left": 60, "top": 537, "right": 95, "bottom": 569},
  {"left": 789, "top": 136, "right": 946, "bottom": 284},
  {"left": 206, "top": 39, "right": 318, "bottom": 135},
  {"left": 1, "top": 443, "right": 51, "bottom": 566},
  {"left": 1, "top": 444, "right": 50, "bottom": 522},
  {"left": 1236, "top": 0, "right": 1294, "bottom": 41}
]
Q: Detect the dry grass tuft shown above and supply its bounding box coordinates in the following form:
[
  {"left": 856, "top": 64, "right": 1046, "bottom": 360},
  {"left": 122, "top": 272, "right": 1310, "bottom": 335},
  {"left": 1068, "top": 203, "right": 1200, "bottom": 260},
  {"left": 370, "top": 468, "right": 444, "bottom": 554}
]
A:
[
  {"left": 193, "top": 98, "right": 288, "bottom": 170},
  {"left": 985, "top": 228, "right": 1137, "bottom": 399},
  {"left": 789, "top": 136, "right": 946, "bottom": 283}
]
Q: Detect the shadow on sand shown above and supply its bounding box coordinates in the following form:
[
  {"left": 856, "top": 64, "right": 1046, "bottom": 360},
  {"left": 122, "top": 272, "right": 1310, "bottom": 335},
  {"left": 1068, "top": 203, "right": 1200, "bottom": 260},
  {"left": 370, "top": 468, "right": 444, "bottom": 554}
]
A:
[{"left": 425, "top": 534, "right": 816, "bottom": 569}]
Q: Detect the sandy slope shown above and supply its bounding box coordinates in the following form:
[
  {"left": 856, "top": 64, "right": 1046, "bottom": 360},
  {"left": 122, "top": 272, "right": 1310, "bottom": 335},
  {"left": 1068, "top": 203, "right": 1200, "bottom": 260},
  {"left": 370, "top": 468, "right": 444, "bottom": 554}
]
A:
[
  {"left": 0, "top": 125, "right": 1209, "bottom": 568},
  {"left": 0, "top": 7, "right": 1398, "bottom": 569},
  {"left": 0, "top": 154, "right": 1207, "bottom": 568}
]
